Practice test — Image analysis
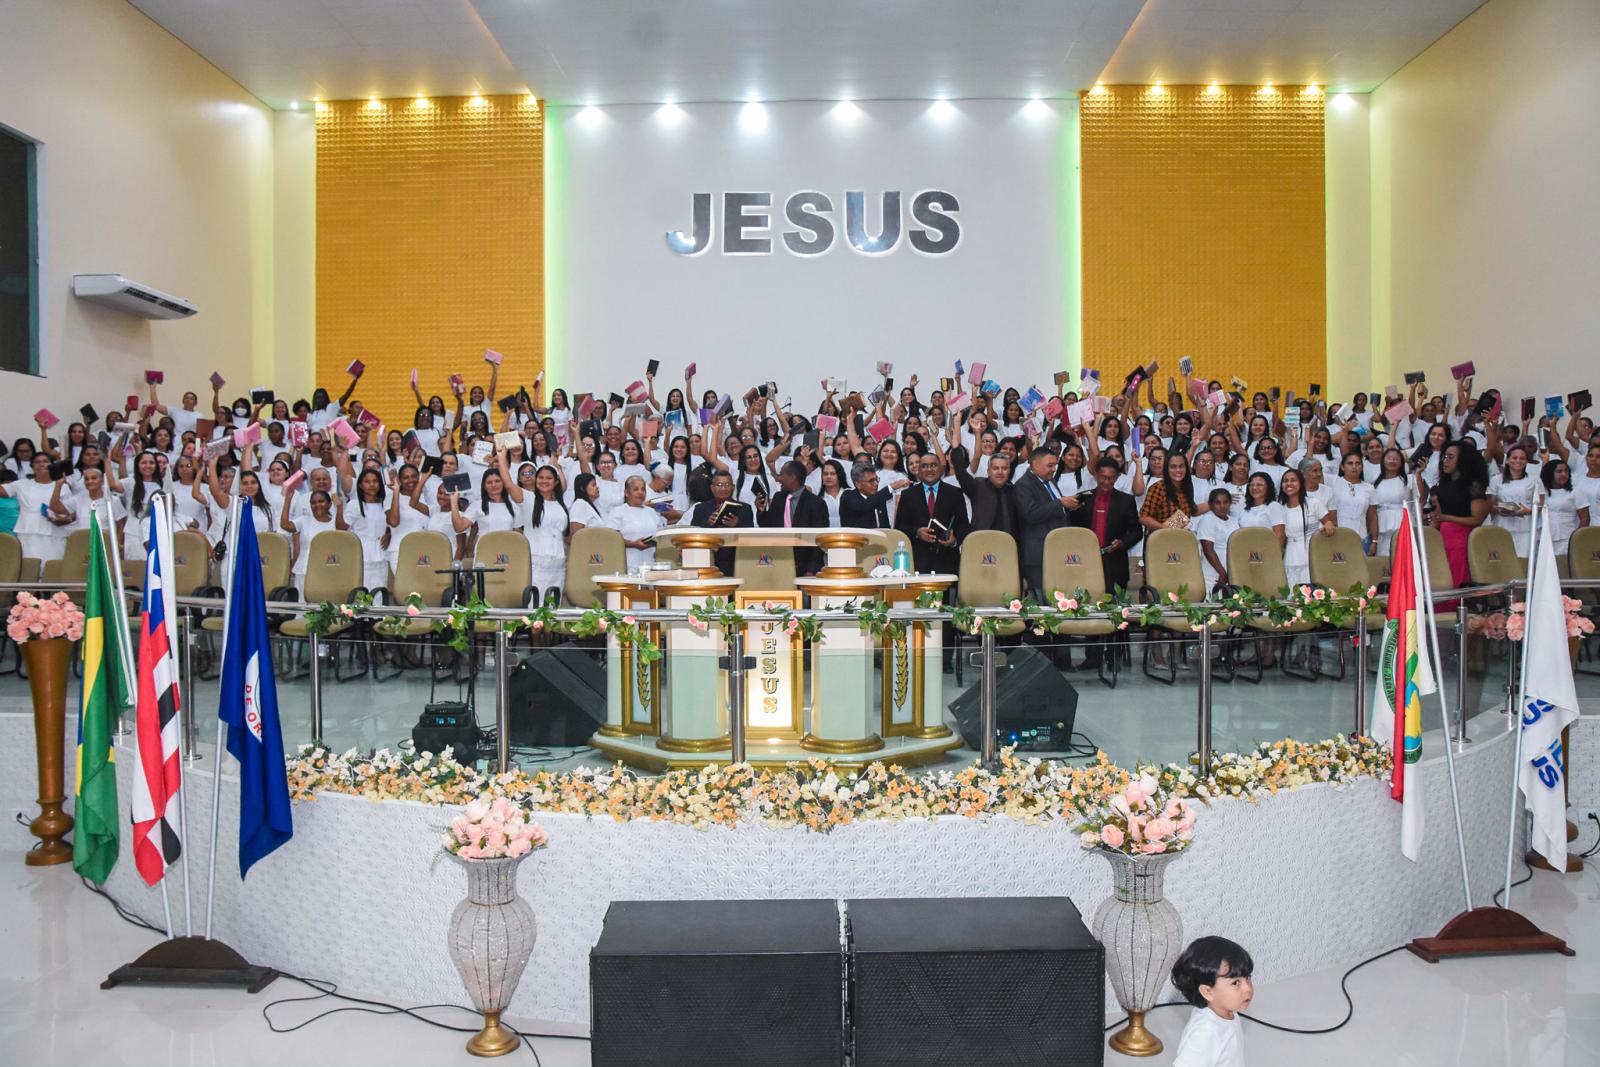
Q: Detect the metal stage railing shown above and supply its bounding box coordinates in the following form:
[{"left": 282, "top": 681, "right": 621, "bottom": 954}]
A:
[{"left": 3, "top": 577, "right": 1597, "bottom": 775}]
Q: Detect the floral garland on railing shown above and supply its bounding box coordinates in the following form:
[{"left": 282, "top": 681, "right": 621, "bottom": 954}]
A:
[
  {"left": 284, "top": 734, "right": 1390, "bottom": 833},
  {"left": 314, "top": 584, "right": 1383, "bottom": 653}
]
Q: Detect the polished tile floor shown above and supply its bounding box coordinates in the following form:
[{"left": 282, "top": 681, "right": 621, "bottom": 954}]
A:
[{"left": 3, "top": 846, "right": 1597, "bottom": 1066}]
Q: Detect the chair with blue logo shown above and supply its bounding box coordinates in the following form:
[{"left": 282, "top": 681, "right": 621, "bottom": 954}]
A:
[
  {"left": 1139, "top": 528, "right": 1231, "bottom": 685},
  {"left": 1040, "top": 527, "right": 1121, "bottom": 688},
  {"left": 564, "top": 526, "right": 626, "bottom": 609},
  {"left": 278, "top": 530, "right": 369, "bottom": 681}
]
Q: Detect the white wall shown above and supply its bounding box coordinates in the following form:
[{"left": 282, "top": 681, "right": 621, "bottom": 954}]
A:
[
  {"left": 1324, "top": 93, "right": 1373, "bottom": 404},
  {"left": 1370, "top": 0, "right": 1600, "bottom": 401},
  {"left": 273, "top": 109, "right": 316, "bottom": 400},
  {"left": 0, "top": 0, "right": 274, "bottom": 431},
  {"left": 548, "top": 98, "right": 1076, "bottom": 412}
]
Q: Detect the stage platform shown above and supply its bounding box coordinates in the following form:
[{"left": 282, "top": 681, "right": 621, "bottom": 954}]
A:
[{"left": 1, "top": 708, "right": 1579, "bottom": 1030}]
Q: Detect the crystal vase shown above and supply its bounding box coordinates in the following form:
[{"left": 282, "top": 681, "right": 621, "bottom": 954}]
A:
[
  {"left": 447, "top": 854, "right": 537, "bottom": 1057},
  {"left": 1091, "top": 849, "right": 1185, "bottom": 1057}
]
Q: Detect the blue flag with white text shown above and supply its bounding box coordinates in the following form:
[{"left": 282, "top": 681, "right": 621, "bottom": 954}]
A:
[{"left": 218, "top": 504, "right": 293, "bottom": 877}]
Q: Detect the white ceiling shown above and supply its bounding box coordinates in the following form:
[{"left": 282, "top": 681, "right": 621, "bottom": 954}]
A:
[
  {"left": 1098, "top": 0, "right": 1490, "bottom": 92},
  {"left": 127, "top": 0, "right": 1489, "bottom": 108}
]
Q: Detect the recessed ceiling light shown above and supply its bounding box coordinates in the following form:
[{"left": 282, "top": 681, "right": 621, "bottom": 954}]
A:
[
  {"left": 1149, "top": 81, "right": 1165, "bottom": 95},
  {"left": 928, "top": 98, "right": 957, "bottom": 120},
  {"left": 1206, "top": 83, "right": 1222, "bottom": 96},
  {"left": 740, "top": 100, "right": 768, "bottom": 132},
  {"left": 1022, "top": 98, "right": 1051, "bottom": 119},
  {"left": 1090, "top": 83, "right": 1108, "bottom": 95},
  {"left": 656, "top": 102, "right": 686, "bottom": 126},
  {"left": 832, "top": 100, "right": 864, "bottom": 122},
  {"left": 1259, "top": 81, "right": 1276, "bottom": 95}
]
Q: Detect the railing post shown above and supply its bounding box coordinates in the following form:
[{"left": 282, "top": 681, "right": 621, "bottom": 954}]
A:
[
  {"left": 1353, "top": 613, "right": 1368, "bottom": 739},
  {"left": 181, "top": 611, "right": 201, "bottom": 762},
  {"left": 1196, "top": 625, "right": 1213, "bottom": 770},
  {"left": 980, "top": 630, "right": 998, "bottom": 767},
  {"left": 308, "top": 631, "right": 324, "bottom": 747},
  {"left": 1455, "top": 616, "right": 1471, "bottom": 747},
  {"left": 726, "top": 626, "right": 747, "bottom": 764},
  {"left": 494, "top": 628, "right": 511, "bottom": 774}
]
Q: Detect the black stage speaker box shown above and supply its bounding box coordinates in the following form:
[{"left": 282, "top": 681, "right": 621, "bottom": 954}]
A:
[
  {"left": 590, "top": 899, "right": 845, "bottom": 1067},
  {"left": 848, "top": 897, "right": 1104, "bottom": 1067},
  {"left": 508, "top": 646, "right": 607, "bottom": 745},
  {"left": 947, "top": 644, "right": 1079, "bottom": 751},
  {"left": 411, "top": 701, "right": 478, "bottom": 764}
]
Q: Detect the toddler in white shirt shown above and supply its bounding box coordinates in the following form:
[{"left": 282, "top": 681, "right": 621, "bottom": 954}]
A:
[{"left": 1171, "top": 935, "right": 1253, "bottom": 1067}]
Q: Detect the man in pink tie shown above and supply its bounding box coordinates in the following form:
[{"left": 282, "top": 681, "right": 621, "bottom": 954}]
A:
[{"left": 758, "top": 461, "right": 828, "bottom": 574}]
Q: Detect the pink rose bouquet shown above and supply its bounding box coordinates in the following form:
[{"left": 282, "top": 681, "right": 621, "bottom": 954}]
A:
[
  {"left": 1077, "top": 771, "right": 1198, "bottom": 856},
  {"left": 441, "top": 793, "right": 549, "bottom": 861},
  {"left": 6, "top": 591, "right": 86, "bottom": 644}
]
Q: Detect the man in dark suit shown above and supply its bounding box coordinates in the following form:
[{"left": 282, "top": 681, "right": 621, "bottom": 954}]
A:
[
  {"left": 685, "top": 469, "right": 754, "bottom": 573},
  {"left": 949, "top": 445, "right": 1015, "bottom": 539},
  {"left": 839, "top": 465, "right": 895, "bottom": 529},
  {"left": 1013, "top": 446, "right": 1079, "bottom": 598},
  {"left": 1068, "top": 456, "right": 1143, "bottom": 594},
  {"left": 759, "top": 460, "right": 830, "bottom": 574},
  {"left": 894, "top": 453, "right": 968, "bottom": 574}
]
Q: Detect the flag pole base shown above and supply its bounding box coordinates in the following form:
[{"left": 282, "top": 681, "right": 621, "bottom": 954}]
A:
[
  {"left": 101, "top": 936, "right": 277, "bottom": 993},
  {"left": 1525, "top": 848, "right": 1584, "bottom": 874},
  {"left": 1406, "top": 906, "right": 1575, "bottom": 963}
]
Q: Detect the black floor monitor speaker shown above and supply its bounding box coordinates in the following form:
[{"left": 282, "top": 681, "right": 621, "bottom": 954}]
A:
[
  {"left": 508, "top": 646, "right": 607, "bottom": 745},
  {"left": 947, "top": 644, "right": 1079, "bottom": 751},
  {"left": 848, "top": 897, "right": 1104, "bottom": 1067},
  {"left": 590, "top": 899, "right": 845, "bottom": 1067}
]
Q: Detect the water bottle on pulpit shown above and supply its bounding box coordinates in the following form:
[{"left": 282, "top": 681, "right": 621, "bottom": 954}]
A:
[{"left": 893, "top": 543, "right": 911, "bottom": 576}]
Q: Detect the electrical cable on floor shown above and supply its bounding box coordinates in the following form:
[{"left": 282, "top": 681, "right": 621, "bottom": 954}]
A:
[
  {"left": 79, "top": 872, "right": 588, "bottom": 1063},
  {"left": 1103, "top": 944, "right": 1409, "bottom": 1037},
  {"left": 1578, "top": 812, "right": 1600, "bottom": 860},
  {"left": 1493, "top": 861, "right": 1534, "bottom": 907}
]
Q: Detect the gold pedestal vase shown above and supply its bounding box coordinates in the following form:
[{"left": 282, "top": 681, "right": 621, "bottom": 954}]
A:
[
  {"left": 23, "top": 638, "right": 75, "bottom": 867},
  {"left": 1092, "top": 849, "right": 1185, "bottom": 1057},
  {"left": 447, "top": 854, "right": 537, "bottom": 1057}
]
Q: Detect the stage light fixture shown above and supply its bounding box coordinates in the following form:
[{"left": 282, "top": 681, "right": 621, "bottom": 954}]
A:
[
  {"left": 1206, "top": 83, "right": 1222, "bottom": 96},
  {"left": 832, "top": 99, "right": 863, "bottom": 122},
  {"left": 577, "top": 104, "right": 604, "bottom": 127},
  {"left": 1090, "top": 83, "right": 1108, "bottom": 95},
  {"left": 928, "top": 97, "right": 957, "bottom": 120},
  {"left": 289, "top": 100, "right": 299, "bottom": 110},
  {"left": 1023, "top": 98, "right": 1050, "bottom": 119},
  {"left": 1149, "top": 81, "right": 1165, "bottom": 95},
  {"left": 314, "top": 99, "right": 328, "bottom": 113},
  {"left": 1302, "top": 83, "right": 1322, "bottom": 96},
  {"left": 1259, "top": 81, "right": 1276, "bottom": 95},
  {"left": 740, "top": 100, "right": 769, "bottom": 132},
  {"left": 468, "top": 92, "right": 486, "bottom": 107},
  {"left": 414, "top": 94, "right": 431, "bottom": 108},
  {"left": 1332, "top": 92, "right": 1356, "bottom": 112},
  {"left": 367, "top": 96, "right": 381, "bottom": 109},
  {"left": 656, "top": 102, "right": 686, "bottom": 126}
]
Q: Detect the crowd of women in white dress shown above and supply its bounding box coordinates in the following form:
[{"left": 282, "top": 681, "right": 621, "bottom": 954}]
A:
[{"left": 4, "top": 362, "right": 1595, "bottom": 600}]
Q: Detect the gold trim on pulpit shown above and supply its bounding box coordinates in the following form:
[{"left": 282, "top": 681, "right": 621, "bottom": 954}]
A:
[
  {"left": 736, "top": 591, "right": 805, "bottom": 740},
  {"left": 800, "top": 732, "right": 884, "bottom": 755},
  {"left": 655, "top": 733, "right": 734, "bottom": 753},
  {"left": 622, "top": 588, "right": 660, "bottom": 736}
]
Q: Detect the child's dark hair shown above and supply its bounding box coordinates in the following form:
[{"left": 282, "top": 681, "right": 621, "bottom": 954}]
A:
[
  {"left": 1208, "top": 487, "right": 1232, "bottom": 507},
  {"left": 1172, "top": 936, "right": 1254, "bottom": 1008}
]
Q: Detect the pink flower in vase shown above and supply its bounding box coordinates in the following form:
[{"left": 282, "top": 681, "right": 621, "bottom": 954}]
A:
[{"left": 1100, "top": 825, "right": 1125, "bottom": 849}]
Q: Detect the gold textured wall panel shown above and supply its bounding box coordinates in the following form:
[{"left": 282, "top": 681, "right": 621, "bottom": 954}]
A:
[
  {"left": 316, "top": 95, "right": 543, "bottom": 428},
  {"left": 1080, "top": 85, "right": 1325, "bottom": 393}
]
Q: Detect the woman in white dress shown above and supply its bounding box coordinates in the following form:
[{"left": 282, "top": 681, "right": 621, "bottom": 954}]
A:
[
  {"left": 121, "top": 450, "right": 164, "bottom": 563},
  {"left": 425, "top": 483, "right": 474, "bottom": 563},
  {"left": 2, "top": 455, "right": 76, "bottom": 565},
  {"left": 515, "top": 464, "right": 570, "bottom": 604},
  {"left": 385, "top": 463, "right": 430, "bottom": 576},
  {"left": 1541, "top": 460, "right": 1589, "bottom": 560},
  {"left": 567, "top": 473, "right": 604, "bottom": 533},
  {"left": 279, "top": 489, "right": 345, "bottom": 595},
  {"left": 169, "top": 454, "right": 210, "bottom": 539},
  {"left": 605, "top": 475, "right": 666, "bottom": 573},
  {"left": 1299, "top": 458, "right": 1334, "bottom": 512},
  {"left": 1222, "top": 452, "right": 1252, "bottom": 511},
  {"left": 1331, "top": 452, "right": 1378, "bottom": 556},
  {"left": 472, "top": 465, "right": 521, "bottom": 547},
  {"left": 1491, "top": 445, "right": 1538, "bottom": 556},
  {"left": 342, "top": 466, "right": 392, "bottom": 594},
  {"left": 1277, "top": 469, "right": 1334, "bottom": 588},
  {"left": 69, "top": 467, "right": 126, "bottom": 549},
  {"left": 1236, "top": 472, "right": 1287, "bottom": 549},
  {"left": 1371, "top": 448, "right": 1412, "bottom": 558},
  {"left": 651, "top": 435, "right": 696, "bottom": 516}
]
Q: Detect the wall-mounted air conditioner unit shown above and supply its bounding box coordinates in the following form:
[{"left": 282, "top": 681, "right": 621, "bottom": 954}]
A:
[{"left": 71, "top": 274, "right": 199, "bottom": 320}]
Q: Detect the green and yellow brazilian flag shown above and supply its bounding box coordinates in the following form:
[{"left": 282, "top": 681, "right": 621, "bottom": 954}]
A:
[{"left": 73, "top": 510, "right": 134, "bottom": 885}]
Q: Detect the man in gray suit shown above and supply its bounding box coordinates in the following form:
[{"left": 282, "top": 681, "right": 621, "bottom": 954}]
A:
[{"left": 1013, "top": 447, "right": 1080, "bottom": 599}]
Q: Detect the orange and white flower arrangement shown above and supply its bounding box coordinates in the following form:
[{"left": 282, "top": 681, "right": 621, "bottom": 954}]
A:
[
  {"left": 1077, "top": 772, "right": 1198, "bottom": 856},
  {"left": 442, "top": 794, "right": 549, "bottom": 860},
  {"left": 6, "top": 591, "right": 85, "bottom": 644}
]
